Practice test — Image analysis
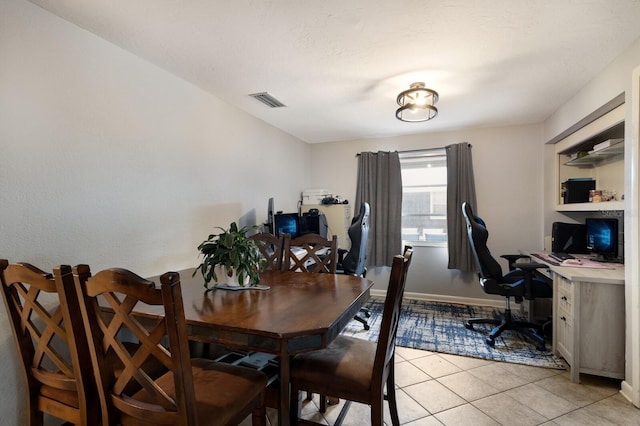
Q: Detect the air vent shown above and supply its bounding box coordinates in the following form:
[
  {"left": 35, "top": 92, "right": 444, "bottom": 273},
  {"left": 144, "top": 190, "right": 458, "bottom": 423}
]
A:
[{"left": 249, "top": 92, "right": 286, "bottom": 108}]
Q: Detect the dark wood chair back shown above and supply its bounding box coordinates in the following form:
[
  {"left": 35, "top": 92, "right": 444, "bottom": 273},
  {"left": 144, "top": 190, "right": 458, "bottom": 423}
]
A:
[
  {"left": 283, "top": 233, "right": 338, "bottom": 273},
  {"left": 72, "top": 265, "right": 267, "bottom": 426},
  {"left": 373, "top": 247, "right": 413, "bottom": 394},
  {"left": 289, "top": 247, "right": 413, "bottom": 425},
  {"left": 0, "top": 260, "right": 99, "bottom": 426},
  {"left": 249, "top": 232, "right": 285, "bottom": 271}
]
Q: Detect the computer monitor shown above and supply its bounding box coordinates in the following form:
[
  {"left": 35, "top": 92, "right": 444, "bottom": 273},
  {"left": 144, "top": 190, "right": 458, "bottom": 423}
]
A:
[
  {"left": 585, "top": 218, "right": 619, "bottom": 261},
  {"left": 299, "top": 211, "right": 328, "bottom": 238},
  {"left": 274, "top": 213, "right": 300, "bottom": 238},
  {"left": 266, "top": 197, "right": 275, "bottom": 233}
]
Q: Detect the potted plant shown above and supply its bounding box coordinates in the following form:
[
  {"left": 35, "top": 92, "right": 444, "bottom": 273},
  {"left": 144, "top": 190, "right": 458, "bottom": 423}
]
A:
[{"left": 193, "top": 222, "right": 265, "bottom": 288}]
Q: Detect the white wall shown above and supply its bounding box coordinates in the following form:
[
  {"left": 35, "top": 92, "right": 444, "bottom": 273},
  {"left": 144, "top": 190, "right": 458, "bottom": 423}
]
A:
[
  {"left": 0, "top": 1, "right": 309, "bottom": 424},
  {"left": 309, "top": 124, "right": 545, "bottom": 299}
]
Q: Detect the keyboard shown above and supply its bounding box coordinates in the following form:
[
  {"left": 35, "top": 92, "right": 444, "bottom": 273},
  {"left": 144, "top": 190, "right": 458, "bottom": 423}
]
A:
[{"left": 549, "top": 252, "right": 575, "bottom": 262}]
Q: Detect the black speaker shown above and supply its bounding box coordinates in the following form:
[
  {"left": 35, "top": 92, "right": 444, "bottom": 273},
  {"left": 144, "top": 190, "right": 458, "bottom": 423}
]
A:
[{"left": 551, "top": 222, "right": 589, "bottom": 254}]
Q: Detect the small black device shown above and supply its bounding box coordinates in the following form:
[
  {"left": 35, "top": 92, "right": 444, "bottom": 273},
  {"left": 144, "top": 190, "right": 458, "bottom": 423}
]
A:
[{"left": 561, "top": 179, "right": 595, "bottom": 204}]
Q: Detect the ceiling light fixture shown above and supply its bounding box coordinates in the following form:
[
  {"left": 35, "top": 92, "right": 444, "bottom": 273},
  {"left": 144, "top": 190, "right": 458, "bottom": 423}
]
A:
[{"left": 395, "top": 82, "right": 439, "bottom": 122}]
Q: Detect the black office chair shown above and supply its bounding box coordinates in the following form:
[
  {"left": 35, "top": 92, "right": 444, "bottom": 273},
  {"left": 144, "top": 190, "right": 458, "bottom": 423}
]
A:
[
  {"left": 337, "top": 202, "right": 371, "bottom": 329},
  {"left": 461, "top": 202, "right": 552, "bottom": 350}
]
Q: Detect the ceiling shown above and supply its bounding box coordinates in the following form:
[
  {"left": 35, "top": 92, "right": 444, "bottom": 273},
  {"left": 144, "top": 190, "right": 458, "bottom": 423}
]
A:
[{"left": 28, "top": 0, "right": 640, "bottom": 143}]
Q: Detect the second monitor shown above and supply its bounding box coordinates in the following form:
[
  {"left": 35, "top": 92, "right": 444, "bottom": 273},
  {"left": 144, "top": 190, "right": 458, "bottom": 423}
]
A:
[{"left": 274, "top": 211, "right": 328, "bottom": 239}]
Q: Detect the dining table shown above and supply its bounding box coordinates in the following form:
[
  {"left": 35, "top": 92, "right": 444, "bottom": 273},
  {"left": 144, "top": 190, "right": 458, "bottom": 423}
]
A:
[{"left": 142, "top": 268, "right": 373, "bottom": 426}]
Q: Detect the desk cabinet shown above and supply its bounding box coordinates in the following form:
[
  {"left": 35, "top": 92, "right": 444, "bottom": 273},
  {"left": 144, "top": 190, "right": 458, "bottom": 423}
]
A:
[
  {"left": 314, "top": 204, "right": 351, "bottom": 249},
  {"left": 551, "top": 271, "right": 625, "bottom": 383}
]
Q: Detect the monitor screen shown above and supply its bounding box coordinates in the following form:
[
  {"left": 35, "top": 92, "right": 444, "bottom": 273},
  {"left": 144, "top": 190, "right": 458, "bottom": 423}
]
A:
[
  {"left": 585, "top": 218, "right": 618, "bottom": 260},
  {"left": 274, "top": 213, "right": 299, "bottom": 238}
]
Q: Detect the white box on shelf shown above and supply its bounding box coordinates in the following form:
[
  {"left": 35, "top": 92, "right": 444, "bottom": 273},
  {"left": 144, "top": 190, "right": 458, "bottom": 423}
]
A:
[
  {"left": 592, "top": 138, "right": 623, "bottom": 152},
  {"left": 301, "top": 189, "right": 332, "bottom": 205}
]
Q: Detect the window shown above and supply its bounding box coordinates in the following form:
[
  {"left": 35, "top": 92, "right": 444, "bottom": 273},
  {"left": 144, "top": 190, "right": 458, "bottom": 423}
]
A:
[{"left": 400, "top": 149, "right": 447, "bottom": 246}]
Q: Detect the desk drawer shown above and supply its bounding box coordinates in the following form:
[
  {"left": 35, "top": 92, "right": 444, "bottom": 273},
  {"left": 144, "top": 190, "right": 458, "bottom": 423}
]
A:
[
  {"left": 556, "top": 275, "right": 573, "bottom": 312},
  {"left": 556, "top": 308, "right": 574, "bottom": 362}
]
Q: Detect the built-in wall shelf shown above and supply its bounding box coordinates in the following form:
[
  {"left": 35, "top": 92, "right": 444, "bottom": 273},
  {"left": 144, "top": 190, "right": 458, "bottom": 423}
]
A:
[
  {"left": 556, "top": 201, "right": 624, "bottom": 212},
  {"left": 563, "top": 141, "right": 624, "bottom": 167},
  {"left": 554, "top": 104, "right": 625, "bottom": 212}
]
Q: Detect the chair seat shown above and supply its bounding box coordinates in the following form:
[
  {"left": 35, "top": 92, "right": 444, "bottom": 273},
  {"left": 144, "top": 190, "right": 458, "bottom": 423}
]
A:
[
  {"left": 292, "top": 334, "right": 377, "bottom": 396},
  {"left": 124, "top": 359, "right": 267, "bottom": 426},
  {"left": 498, "top": 271, "right": 553, "bottom": 299},
  {"left": 39, "top": 384, "right": 80, "bottom": 409}
]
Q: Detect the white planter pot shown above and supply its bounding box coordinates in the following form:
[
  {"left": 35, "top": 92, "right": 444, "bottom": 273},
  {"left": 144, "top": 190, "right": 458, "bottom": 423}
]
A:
[{"left": 215, "top": 265, "right": 241, "bottom": 287}]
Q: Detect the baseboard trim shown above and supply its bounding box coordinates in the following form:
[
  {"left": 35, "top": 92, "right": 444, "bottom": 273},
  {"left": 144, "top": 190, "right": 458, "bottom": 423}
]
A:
[
  {"left": 621, "top": 380, "right": 640, "bottom": 408},
  {"left": 370, "top": 289, "right": 504, "bottom": 309}
]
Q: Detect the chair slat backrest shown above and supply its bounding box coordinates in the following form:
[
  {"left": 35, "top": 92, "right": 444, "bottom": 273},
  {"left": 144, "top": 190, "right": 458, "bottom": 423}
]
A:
[
  {"left": 462, "top": 202, "right": 504, "bottom": 282},
  {"left": 249, "top": 232, "right": 285, "bottom": 271},
  {"left": 283, "top": 234, "right": 338, "bottom": 273},
  {"left": 72, "top": 265, "right": 195, "bottom": 426},
  {"left": 372, "top": 247, "right": 413, "bottom": 389},
  {"left": 341, "top": 202, "right": 370, "bottom": 276},
  {"left": 0, "top": 260, "right": 98, "bottom": 426}
]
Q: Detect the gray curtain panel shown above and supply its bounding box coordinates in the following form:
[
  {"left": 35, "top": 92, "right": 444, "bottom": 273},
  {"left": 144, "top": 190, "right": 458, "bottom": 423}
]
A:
[
  {"left": 446, "top": 142, "right": 477, "bottom": 272},
  {"left": 355, "top": 151, "right": 403, "bottom": 267}
]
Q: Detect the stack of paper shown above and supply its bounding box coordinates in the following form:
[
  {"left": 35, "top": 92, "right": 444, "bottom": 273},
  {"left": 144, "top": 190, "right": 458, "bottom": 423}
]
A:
[{"left": 591, "top": 138, "right": 623, "bottom": 153}]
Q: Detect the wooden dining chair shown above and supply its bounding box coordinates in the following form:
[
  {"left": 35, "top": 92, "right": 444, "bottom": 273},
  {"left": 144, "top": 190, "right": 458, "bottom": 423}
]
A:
[
  {"left": 289, "top": 247, "right": 413, "bottom": 426},
  {"left": 283, "top": 233, "right": 338, "bottom": 405},
  {"left": 283, "top": 233, "right": 338, "bottom": 273},
  {"left": 71, "top": 265, "right": 268, "bottom": 426},
  {"left": 0, "top": 260, "right": 100, "bottom": 426},
  {"left": 249, "top": 232, "right": 286, "bottom": 271}
]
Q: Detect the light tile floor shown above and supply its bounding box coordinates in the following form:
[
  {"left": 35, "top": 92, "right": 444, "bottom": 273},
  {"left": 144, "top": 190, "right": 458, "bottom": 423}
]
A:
[{"left": 246, "top": 346, "right": 640, "bottom": 426}]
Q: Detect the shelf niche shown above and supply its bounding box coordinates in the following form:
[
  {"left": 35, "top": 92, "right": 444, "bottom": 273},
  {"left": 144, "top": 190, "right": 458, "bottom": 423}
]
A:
[{"left": 554, "top": 104, "right": 625, "bottom": 211}]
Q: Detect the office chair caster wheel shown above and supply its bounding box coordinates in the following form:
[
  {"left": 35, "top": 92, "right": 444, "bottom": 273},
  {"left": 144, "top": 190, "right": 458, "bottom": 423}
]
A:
[
  {"left": 364, "top": 323, "right": 370, "bottom": 331},
  {"left": 536, "top": 344, "right": 546, "bottom": 351},
  {"left": 464, "top": 322, "right": 474, "bottom": 330},
  {"left": 485, "top": 338, "right": 495, "bottom": 347}
]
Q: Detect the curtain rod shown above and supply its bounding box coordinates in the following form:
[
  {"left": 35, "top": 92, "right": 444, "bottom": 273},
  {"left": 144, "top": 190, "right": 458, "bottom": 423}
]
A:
[{"left": 355, "top": 144, "right": 471, "bottom": 157}]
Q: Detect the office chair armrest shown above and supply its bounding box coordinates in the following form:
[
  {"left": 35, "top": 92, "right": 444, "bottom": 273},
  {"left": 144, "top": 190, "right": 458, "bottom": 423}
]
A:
[
  {"left": 500, "top": 254, "right": 530, "bottom": 271},
  {"left": 514, "top": 262, "right": 547, "bottom": 300},
  {"left": 516, "top": 262, "right": 547, "bottom": 271}
]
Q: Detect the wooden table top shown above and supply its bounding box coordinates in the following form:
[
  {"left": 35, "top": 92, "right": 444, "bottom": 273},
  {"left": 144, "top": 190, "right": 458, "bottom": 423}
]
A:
[{"left": 143, "top": 268, "right": 373, "bottom": 340}]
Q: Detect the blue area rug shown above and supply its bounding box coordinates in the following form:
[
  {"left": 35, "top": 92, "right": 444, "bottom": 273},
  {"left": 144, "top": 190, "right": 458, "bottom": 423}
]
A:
[{"left": 342, "top": 297, "right": 565, "bottom": 370}]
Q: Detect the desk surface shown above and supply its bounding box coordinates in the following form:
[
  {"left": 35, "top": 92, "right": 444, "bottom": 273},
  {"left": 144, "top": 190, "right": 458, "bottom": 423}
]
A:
[{"left": 524, "top": 251, "right": 624, "bottom": 285}]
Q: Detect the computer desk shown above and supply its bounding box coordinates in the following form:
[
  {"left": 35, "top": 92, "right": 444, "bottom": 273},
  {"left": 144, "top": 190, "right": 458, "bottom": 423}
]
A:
[{"left": 523, "top": 251, "right": 625, "bottom": 383}]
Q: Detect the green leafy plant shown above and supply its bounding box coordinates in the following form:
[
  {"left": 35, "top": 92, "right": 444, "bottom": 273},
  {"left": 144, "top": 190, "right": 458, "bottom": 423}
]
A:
[{"left": 193, "top": 222, "right": 265, "bottom": 287}]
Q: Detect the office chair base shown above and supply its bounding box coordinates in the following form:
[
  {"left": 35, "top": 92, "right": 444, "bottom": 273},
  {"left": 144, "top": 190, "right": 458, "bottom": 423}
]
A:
[
  {"left": 465, "top": 313, "right": 547, "bottom": 351},
  {"left": 353, "top": 313, "right": 370, "bottom": 330}
]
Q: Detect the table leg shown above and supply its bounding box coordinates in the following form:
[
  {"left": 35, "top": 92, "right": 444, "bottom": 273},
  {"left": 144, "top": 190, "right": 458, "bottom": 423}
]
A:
[{"left": 278, "top": 352, "right": 291, "bottom": 426}]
